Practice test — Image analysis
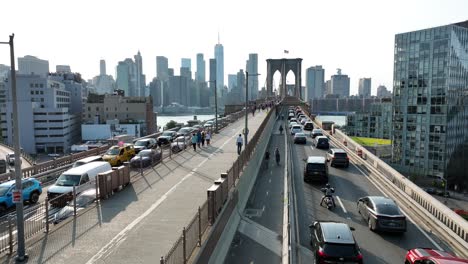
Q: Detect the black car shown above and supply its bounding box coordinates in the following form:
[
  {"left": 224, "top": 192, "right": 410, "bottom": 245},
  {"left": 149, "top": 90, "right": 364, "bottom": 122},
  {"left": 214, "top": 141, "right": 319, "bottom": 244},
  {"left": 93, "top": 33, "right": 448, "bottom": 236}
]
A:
[
  {"left": 314, "top": 136, "right": 329, "bottom": 149},
  {"left": 130, "top": 149, "right": 162, "bottom": 168},
  {"left": 157, "top": 131, "right": 177, "bottom": 146},
  {"left": 357, "top": 196, "right": 407, "bottom": 233},
  {"left": 309, "top": 221, "right": 363, "bottom": 264},
  {"left": 304, "top": 122, "right": 314, "bottom": 131},
  {"left": 311, "top": 129, "right": 323, "bottom": 138},
  {"left": 327, "top": 148, "right": 349, "bottom": 168}
]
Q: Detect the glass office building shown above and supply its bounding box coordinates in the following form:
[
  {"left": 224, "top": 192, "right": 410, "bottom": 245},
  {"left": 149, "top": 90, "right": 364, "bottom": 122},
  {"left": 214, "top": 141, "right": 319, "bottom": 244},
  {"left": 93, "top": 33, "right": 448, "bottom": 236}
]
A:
[{"left": 391, "top": 21, "right": 468, "bottom": 190}]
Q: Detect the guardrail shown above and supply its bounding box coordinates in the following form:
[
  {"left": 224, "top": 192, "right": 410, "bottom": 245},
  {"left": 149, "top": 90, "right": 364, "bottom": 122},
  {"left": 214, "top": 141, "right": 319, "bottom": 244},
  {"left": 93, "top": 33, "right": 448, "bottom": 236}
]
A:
[
  {"left": 162, "top": 100, "right": 277, "bottom": 264},
  {"left": 300, "top": 105, "right": 468, "bottom": 257}
]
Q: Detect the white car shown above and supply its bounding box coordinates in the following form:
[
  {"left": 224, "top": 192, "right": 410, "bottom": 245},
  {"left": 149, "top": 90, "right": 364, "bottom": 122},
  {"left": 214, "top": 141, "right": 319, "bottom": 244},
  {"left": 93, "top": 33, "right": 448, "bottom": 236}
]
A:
[
  {"left": 289, "top": 122, "right": 298, "bottom": 129},
  {"left": 6, "top": 153, "right": 15, "bottom": 165},
  {"left": 291, "top": 125, "right": 303, "bottom": 135}
]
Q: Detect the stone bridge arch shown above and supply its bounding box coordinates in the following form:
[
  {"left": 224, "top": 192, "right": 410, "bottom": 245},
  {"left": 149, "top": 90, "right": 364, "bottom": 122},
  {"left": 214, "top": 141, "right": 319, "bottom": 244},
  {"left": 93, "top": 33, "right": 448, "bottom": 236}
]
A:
[{"left": 266, "top": 58, "right": 302, "bottom": 98}]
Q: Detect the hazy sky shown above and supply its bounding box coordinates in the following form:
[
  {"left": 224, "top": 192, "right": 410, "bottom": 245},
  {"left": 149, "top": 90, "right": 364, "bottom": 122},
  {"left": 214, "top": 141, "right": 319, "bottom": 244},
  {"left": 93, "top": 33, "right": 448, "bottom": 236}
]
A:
[{"left": 1, "top": 0, "right": 467, "bottom": 95}]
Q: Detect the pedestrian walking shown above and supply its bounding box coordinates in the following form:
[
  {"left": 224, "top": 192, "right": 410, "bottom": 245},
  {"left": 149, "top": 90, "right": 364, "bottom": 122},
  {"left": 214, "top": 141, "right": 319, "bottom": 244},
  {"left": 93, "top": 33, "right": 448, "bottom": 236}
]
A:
[
  {"left": 252, "top": 106, "right": 255, "bottom": 117},
  {"left": 191, "top": 133, "right": 197, "bottom": 151},
  {"left": 201, "top": 131, "right": 206, "bottom": 147},
  {"left": 236, "top": 134, "right": 243, "bottom": 155},
  {"left": 197, "top": 130, "right": 202, "bottom": 148},
  {"left": 206, "top": 131, "right": 211, "bottom": 145}
]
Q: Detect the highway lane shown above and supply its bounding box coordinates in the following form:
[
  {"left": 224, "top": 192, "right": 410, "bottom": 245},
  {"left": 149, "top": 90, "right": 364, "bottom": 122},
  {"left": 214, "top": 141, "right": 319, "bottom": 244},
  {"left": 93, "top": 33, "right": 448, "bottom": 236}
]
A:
[
  {"left": 0, "top": 145, "right": 32, "bottom": 171},
  {"left": 289, "top": 129, "right": 452, "bottom": 263}
]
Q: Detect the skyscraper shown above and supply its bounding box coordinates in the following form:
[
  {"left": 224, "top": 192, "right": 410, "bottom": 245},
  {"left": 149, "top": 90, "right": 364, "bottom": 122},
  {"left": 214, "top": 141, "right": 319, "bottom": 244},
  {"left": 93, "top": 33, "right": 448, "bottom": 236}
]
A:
[
  {"left": 116, "top": 61, "right": 130, "bottom": 96},
  {"left": 391, "top": 20, "right": 468, "bottom": 189},
  {"left": 246, "top": 53, "right": 259, "bottom": 100},
  {"left": 196, "top": 53, "right": 206, "bottom": 82},
  {"left": 100, "top": 59, "right": 106, "bottom": 75},
  {"left": 358, "top": 78, "right": 372, "bottom": 97},
  {"left": 181, "top": 58, "right": 191, "bottom": 71},
  {"left": 215, "top": 41, "right": 224, "bottom": 96},
  {"left": 330, "top": 69, "right": 350, "bottom": 97},
  {"left": 156, "top": 56, "right": 169, "bottom": 81},
  {"left": 134, "top": 51, "right": 146, "bottom": 96},
  {"left": 18, "top": 55, "right": 49, "bottom": 77},
  {"left": 228, "top": 74, "right": 237, "bottom": 91},
  {"left": 305, "top": 66, "right": 325, "bottom": 101}
]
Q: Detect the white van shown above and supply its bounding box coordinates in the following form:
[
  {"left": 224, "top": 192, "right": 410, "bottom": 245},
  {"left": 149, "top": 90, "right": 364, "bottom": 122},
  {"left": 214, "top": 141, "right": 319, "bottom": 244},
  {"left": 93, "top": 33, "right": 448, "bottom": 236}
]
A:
[
  {"left": 72, "top": 155, "right": 103, "bottom": 168},
  {"left": 47, "top": 161, "right": 111, "bottom": 201}
]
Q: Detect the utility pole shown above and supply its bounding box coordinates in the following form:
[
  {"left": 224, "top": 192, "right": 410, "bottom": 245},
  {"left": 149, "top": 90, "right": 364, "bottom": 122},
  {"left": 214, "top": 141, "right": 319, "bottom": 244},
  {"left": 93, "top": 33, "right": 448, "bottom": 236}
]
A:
[
  {"left": 214, "top": 79, "right": 218, "bottom": 134},
  {"left": 0, "top": 34, "right": 27, "bottom": 262},
  {"left": 245, "top": 72, "right": 249, "bottom": 145}
]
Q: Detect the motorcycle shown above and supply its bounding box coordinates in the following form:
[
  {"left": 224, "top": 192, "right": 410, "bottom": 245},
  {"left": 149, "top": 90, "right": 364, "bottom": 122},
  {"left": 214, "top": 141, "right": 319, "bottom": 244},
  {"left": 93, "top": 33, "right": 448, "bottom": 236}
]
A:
[{"left": 323, "top": 196, "right": 334, "bottom": 210}]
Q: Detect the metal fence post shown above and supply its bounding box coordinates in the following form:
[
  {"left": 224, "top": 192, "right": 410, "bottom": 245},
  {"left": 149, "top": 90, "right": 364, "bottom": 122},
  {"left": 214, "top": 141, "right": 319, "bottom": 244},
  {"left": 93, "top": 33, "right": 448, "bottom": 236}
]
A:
[
  {"left": 169, "top": 145, "right": 172, "bottom": 159},
  {"left": 198, "top": 206, "right": 202, "bottom": 246},
  {"left": 45, "top": 198, "right": 49, "bottom": 233},
  {"left": 140, "top": 154, "right": 143, "bottom": 176},
  {"left": 73, "top": 185, "right": 77, "bottom": 217},
  {"left": 161, "top": 146, "right": 164, "bottom": 163},
  {"left": 183, "top": 227, "right": 187, "bottom": 264},
  {"left": 95, "top": 175, "right": 99, "bottom": 201},
  {"left": 8, "top": 216, "right": 13, "bottom": 254}
]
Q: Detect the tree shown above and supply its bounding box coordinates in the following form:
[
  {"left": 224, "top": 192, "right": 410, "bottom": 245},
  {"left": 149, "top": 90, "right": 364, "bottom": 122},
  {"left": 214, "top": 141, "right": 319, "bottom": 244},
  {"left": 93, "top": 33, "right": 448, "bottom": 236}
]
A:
[{"left": 166, "top": 120, "right": 177, "bottom": 130}]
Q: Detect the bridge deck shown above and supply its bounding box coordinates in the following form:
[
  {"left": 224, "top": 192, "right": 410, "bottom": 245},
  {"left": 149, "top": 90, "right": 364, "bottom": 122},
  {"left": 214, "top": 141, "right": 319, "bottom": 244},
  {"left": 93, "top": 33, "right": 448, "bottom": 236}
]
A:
[{"left": 1, "top": 110, "right": 269, "bottom": 264}]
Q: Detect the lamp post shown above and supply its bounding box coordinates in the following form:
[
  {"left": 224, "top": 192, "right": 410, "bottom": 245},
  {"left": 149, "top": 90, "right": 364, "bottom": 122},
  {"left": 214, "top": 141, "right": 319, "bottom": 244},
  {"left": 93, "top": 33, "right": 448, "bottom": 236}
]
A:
[
  {"left": 245, "top": 72, "right": 260, "bottom": 145},
  {"left": 1, "top": 34, "right": 27, "bottom": 261},
  {"left": 208, "top": 80, "right": 218, "bottom": 134}
]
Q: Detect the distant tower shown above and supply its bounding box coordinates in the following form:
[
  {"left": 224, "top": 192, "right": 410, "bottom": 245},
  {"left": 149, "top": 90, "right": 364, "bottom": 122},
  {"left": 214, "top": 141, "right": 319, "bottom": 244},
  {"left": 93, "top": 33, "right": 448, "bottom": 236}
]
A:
[
  {"left": 100, "top": 59, "right": 106, "bottom": 76},
  {"left": 214, "top": 34, "right": 224, "bottom": 98},
  {"left": 196, "top": 53, "right": 206, "bottom": 82}
]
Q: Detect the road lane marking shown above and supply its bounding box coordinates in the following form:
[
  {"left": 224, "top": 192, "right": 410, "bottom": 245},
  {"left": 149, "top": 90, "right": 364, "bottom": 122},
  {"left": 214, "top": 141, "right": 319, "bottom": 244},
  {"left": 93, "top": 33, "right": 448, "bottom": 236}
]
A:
[
  {"left": 269, "top": 179, "right": 271, "bottom": 183},
  {"left": 310, "top": 146, "right": 314, "bottom": 151},
  {"left": 336, "top": 196, "right": 347, "bottom": 214},
  {"left": 86, "top": 126, "right": 242, "bottom": 264},
  {"left": 351, "top": 163, "right": 444, "bottom": 251},
  {"left": 266, "top": 191, "right": 269, "bottom": 196}
]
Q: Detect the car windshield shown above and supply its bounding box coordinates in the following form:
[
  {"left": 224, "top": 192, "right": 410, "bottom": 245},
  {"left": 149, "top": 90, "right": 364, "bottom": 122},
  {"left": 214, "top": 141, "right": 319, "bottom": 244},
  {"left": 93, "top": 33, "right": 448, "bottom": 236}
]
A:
[
  {"left": 135, "top": 141, "right": 147, "bottom": 146},
  {"left": 295, "top": 133, "right": 305, "bottom": 137},
  {"left": 175, "top": 137, "right": 185, "bottom": 142},
  {"left": 335, "top": 153, "right": 347, "bottom": 158},
  {"left": 0, "top": 186, "right": 10, "bottom": 196},
  {"left": 375, "top": 204, "right": 400, "bottom": 215},
  {"left": 106, "top": 148, "right": 120, "bottom": 155},
  {"left": 323, "top": 243, "right": 358, "bottom": 257},
  {"left": 56, "top": 174, "right": 81, "bottom": 187},
  {"left": 70, "top": 194, "right": 94, "bottom": 207},
  {"left": 293, "top": 126, "right": 301, "bottom": 130},
  {"left": 307, "top": 163, "right": 326, "bottom": 171},
  {"left": 136, "top": 151, "right": 151, "bottom": 157},
  {"left": 162, "top": 132, "right": 174, "bottom": 136}
]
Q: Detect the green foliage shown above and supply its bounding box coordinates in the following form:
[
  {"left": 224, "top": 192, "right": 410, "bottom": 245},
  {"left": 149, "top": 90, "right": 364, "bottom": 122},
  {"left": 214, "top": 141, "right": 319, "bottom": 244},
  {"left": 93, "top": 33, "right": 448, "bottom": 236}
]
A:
[
  {"left": 350, "top": 137, "right": 391, "bottom": 146},
  {"left": 166, "top": 120, "right": 177, "bottom": 129}
]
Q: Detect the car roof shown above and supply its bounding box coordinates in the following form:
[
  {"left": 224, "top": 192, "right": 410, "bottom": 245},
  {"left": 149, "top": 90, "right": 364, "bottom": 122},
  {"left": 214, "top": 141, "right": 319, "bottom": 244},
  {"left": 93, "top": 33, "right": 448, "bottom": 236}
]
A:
[
  {"left": 409, "top": 248, "right": 467, "bottom": 263},
  {"left": 316, "top": 136, "right": 328, "bottom": 140},
  {"left": 64, "top": 161, "right": 110, "bottom": 175},
  {"left": 320, "top": 222, "right": 355, "bottom": 244},
  {"left": 312, "top": 129, "right": 322, "bottom": 132},
  {"left": 139, "top": 149, "right": 154, "bottom": 154},
  {"left": 306, "top": 156, "right": 326, "bottom": 164},
  {"left": 136, "top": 138, "right": 154, "bottom": 142},
  {"left": 331, "top": 148, "right": 346, "bottom": 153},
  {"left": 295, "top": 133, "right": 306, "bottom": 137},
  {"left": 368, "top": 196, "right": 396, "bottom": 205},
  {"left": 0, "top": 178, "right": 37, "bottom": 187}
]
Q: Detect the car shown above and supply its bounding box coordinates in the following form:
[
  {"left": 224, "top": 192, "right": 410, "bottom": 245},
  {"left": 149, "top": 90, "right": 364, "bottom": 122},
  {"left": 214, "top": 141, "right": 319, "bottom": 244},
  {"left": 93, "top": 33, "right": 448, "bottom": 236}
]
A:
[
  {"left": 176, "top": 127, "right": 194, "bottom": 138},
  {"left": 300, "top": 119, "right": 308, "bottom": 125},
  {"left": 303, "top": 156, "right": 328, "bottom": 183},
  {"left": 0, "top": 159, "right": 6, "bottom": 174},
  {"left": 357, "top": 196, "right": 407, "bottom": 233},
  {"left": 102, "top": 145, "right": 135, "bottom": 166},
  {"left": 53, "top": 188, "right": 96, "bottom": 224},
  {"left": 289, "top": 121, "right": 298, "bottom": 129},
  {"left": 424, "top": 187, "right": 438, "bottom": 194},
  {"left": 436, "top": 189, "right": 451, "bottom": 198},
  {"left": 157, "top": 131, "right": 178, "bottom": 146},
  {"left": 0, "top": 178, "right": 42, "bottom": 213},
  {"left": 6, "top": 153, "right": 15, "bottom": 166},
  {"left": 130, "top": 149, "right": 162, "bottom": 168},
  {"left": 405, "top": 248, "right": 468, "bottom": 264},
  {"left": 327, "top": 148, "right": 349, "bottom": 167},
  {"left": 72, "top": 155, "right": 103, "bottom": 168},
  {"left": 314, "top": 136, "right": 330, "bottom": 149},
  {"left": 290, "top": 125, "right": 303, "bottom": 135},
  {"left": 133, "top": 138, "right": 157, "bottom": 153},
  {"left": 304, "top": 122, "right": 314, "bottom": 131},
  {"left": 309, "top": 221, "right": 363, "bottom": 264},
  {"left": 293, "top": 133, "right": 307, "bottom": 144},
  {"left": 171, "top": 136, "right": 190, "bottom": 152},
  {"left": 288, "top": 113, "right": 295, "bottom": 120},
  {"left": 311, "top": 129, "right": 323, "bottom": 138},
  {"left": 289, "top": 118, "right": 297, "bottom": 124}
]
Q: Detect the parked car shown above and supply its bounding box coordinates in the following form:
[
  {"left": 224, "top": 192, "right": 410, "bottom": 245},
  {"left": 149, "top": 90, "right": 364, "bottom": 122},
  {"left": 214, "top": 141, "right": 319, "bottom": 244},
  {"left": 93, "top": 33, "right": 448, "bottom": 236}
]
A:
[
  {"left": 357, "top": 196, "right": 407, "bottom": 233},
  {"left": 405, "top": 248, "right": 468, "bottom": 264},
  {"left": 311, "top": 129, "right": 323, "bottom": 138},
  {"left": 134, "top": 138, "right": 157, "bottom": 153},
  {"left": 102, "top": 145, "right": 135, "bottom": 166},
  {"left": 0, "top": 178, "right": 42, "bottom": 213},
  {"left": 293, "top": 133, "right": 307, "bottom": 144},
  {"left": 304, "top": 122, "right": 314, "bottom": 131},
  {"left": 327, "top": 148, "right": 349, "bottom": 167},
  {"left": 309, "top": 221, "right": 363, "bottom": 264},
  {"left": 290, "top": 125, "right": 303, "bottom": 135},
  {"left": 157, "top": 131, "right": 178, "bottom": 146},
  {"left": 6, "top": 153, "right": 15, "bottom": 166},
  {"left": 130, "top": 149, "right": 162, "bottom": 168},
  {"left": 171, "top": 136, "right": 190, "bottom": 152},
  {"left": 176, "top": 127, "right": 194, "bottom": 137},
  {"left": 313, "top": 136, "right": 330, "bottom": 149},
  {"left": 53, "top": 188, "right": 96, "bottom": 224}
]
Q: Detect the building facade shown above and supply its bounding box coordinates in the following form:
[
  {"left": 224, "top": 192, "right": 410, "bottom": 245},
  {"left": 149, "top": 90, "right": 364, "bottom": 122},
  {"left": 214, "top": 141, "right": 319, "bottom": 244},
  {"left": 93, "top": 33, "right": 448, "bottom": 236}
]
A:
[
  {"left": 391, "top": 21, "right": 468, "bottom": 190},
  {"left": 377, "top": 85, "right": 392, "bottom": 98},
  {"left": 156, "top": 56, "right": 169, "bottom": 81},
  {"left": 346, "top": 100, "right": 392, "bottom": 139},
  {"left": 196, "top": 53, "right": 206, "bottom": 82},
  {"left": 215, "top": 43, "right": 224, "bottom": 96},
  {"left": 246, "top": 53, "right": 258, "bottom": 100},
  {"left": 18, "top": 55, "right": 49, "bottom": 77},
  {"left": 330, "top": 69, "right": 350, "bottom": 97},
  {"left": 306, "top": 65, "right": 325, "bottom": 100},
  {"left": 358, "top": 78, "right": 372, "bottom": 97}
]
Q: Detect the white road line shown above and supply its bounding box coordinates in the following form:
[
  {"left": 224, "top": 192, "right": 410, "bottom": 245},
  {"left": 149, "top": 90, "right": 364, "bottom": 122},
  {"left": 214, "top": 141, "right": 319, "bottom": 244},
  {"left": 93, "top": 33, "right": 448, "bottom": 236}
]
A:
[
  {"left": 266, "top": 191, "right": 269, "bottom": 196},
  {"left": 310, "top": 145, "right": 314, "bottom": 151},
  {"left": 86, "top": 128, "right": 241, "bottom": 264},
  {"left": 336, "top": 196, "right": 347, "bottom": 214},
  {"left": 351, "top": 163, "right": 444, "bottom": 251},
  {"left": 269, "top": 179, "right": 271, "bottom": 183}
]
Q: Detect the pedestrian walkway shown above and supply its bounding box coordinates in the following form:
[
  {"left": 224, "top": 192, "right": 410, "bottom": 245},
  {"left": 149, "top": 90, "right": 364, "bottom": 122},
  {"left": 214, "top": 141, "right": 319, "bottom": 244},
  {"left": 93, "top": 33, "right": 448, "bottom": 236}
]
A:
[{"left": 1, "top": 111, "right": 269, "bottom": 264}]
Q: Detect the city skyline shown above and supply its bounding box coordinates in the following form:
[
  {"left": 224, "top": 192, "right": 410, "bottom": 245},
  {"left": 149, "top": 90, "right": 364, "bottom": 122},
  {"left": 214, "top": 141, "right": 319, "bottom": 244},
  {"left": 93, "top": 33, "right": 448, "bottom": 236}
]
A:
[{"left": 1, "top": 0, "right": 467, "bottom": 95}]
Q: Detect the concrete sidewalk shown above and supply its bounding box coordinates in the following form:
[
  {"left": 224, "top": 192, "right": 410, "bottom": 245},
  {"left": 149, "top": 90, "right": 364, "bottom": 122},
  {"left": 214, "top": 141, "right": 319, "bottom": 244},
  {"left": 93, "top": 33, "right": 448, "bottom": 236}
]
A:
[{"left": 1, "top": 110, "right": 269, "bottom": 264}]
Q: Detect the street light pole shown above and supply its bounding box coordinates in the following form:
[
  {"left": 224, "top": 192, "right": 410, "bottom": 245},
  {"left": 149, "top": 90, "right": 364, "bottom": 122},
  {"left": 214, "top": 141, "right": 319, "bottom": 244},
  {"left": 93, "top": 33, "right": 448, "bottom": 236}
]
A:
[
  {"left": 245, "top": 72, "right": 260, "bottom": 146},
  {"left": 214, "top": 79, "right": 218, "bottom": 134},
  {"left": 1, "top": 34, "right": 27, "bottom": 261}
]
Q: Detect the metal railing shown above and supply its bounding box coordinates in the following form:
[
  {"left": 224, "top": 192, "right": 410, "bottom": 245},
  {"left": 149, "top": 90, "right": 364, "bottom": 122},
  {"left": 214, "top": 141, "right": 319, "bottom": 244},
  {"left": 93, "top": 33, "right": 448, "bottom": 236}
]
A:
[{"left": 161, "top": 99, "right": 277, "bottom": 264}]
